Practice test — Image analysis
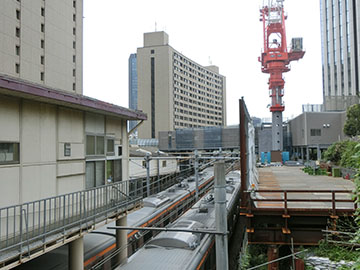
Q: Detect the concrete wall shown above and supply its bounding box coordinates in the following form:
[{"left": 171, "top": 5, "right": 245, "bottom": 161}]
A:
[
  {"left": 289, "top": 112, "right": 346, "bottom": 148},
  {"left": 137, "top": 44, "right": 172, "bottom": 138},
  {"left": 0, "top": 0, "right": 83, "bottom": 94}
]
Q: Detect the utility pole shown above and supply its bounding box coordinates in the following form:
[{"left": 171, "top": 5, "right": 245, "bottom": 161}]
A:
[
  {"left": 194, "top": 149, "right": 199, "bottom": 201},
  {"left": 214, "top": 161, "right": 229, "bottom": 270},
  {"left": 145, "top": 153, "right": 151, "bottom": 197}
]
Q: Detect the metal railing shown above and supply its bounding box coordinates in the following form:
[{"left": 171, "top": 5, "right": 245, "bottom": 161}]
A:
[
  {"left": 248, "top": 189, "right": 357, "bottom": 216},
  {"left": 0, "top": 179, "right": 141, "bottom": 264}
]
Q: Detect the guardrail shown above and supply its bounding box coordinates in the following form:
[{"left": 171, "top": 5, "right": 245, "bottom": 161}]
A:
[
  {"left": 0, "top": 179, "right": 141, "bottom": 264},
  {"left": 247, "top": 189, "right": 357, "bottom": 216}
]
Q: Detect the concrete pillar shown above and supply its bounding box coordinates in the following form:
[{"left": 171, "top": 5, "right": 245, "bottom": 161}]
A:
[
  {"left": 194, "top": 149, "right": 199, "bottom": 201},
  {"left": 116, "top": 216, "right": 128, "bottom": 265},
  {"left": 69, "top": 237, "right": 84, "bottom": 270},
  {"left": 122, "top": 120, "right": 129, "bottom": 181},
  {"left": 306, "top": 147, "right": 310, "bottom": 161},
  {"left": 317, "top": 145, "right": 321, "bottom": 160},
  {"left": 301, "top": 147, "right": 304, "bottom": 161},
  {"left": 267, "top": 245, "right": 279, "bottom": 270},
  {"left": 214, "top": 161, "right": 229, "bottom": 270}
]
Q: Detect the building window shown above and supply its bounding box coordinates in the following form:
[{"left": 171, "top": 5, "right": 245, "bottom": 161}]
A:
[
  {"left": 41, "top": 7, "right": 45, "bottom": 16},
  {"left": 64, "top": 143, "right": 71, "bottom": 157},
  {"left": 107, "top": 138, "right": 115, "bottom": 155},
  {"left": 151, "top": 50, "right": 155, "bottom": 54},
  {"left": 85, "top": 161, "right": 105, "bottom": 189},
  {"left": 0, "top": 143, "right": 20, "bottom": 164},
  {"left": 73, "top": 41, "right": 76, "bottom": 49},
  {"left": 73, "top": 69, "right": 76, "bottom": 76},
  {"left": 86, "top": 135, "right": 105, "bottom": 156},
  {"left": 40, "top": 55, "right": 44, "bottom": 65},
  {"left": 162, "top": 161, "right": 166, "bottom": 167},
  {"left": 41, "top": 39, "right": 45, "bottom": 49},
  {"left": 106, "top": 159, "right": 122, "bottom": 183},
  {"left": 40, "top": 72, "right": 44, "bottom": 81},
  {"left": 310, "top": 129, "right": 321, "bottom": 136},
  {"left": 16, "top": 10, "right": 20, "bottom": 20},
  {"left": 72, "top": 83, "right": 76, "bottom": 91},
  {"left": 73, "top": 0, "right": 76, "bottom": 8},
  {"left": 15, "top": 45, "right": 20, "bottom": 56},
  {"left": 73, "top": 27, "right": 76, "bottom": 35},
  {"left": 41, "top": 23, "right": 45, "bottom": 33},
  {"left": 73, "top": 14, "right": 76, "bottom": 21},
  {"left": 73, "top": 55, "right": 76, "bottom": 63},
  {"left": 15, "top": 63, "right": 20, "bottom": 74},
  {"left": 16, "top": 27, "right": 20, "bottom": 37},
  {"left": 142, "top": 160, "right": 146, "bottom": 168}
]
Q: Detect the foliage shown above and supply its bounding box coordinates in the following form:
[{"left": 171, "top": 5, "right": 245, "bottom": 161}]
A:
[
  {"left": 240, "top": 245, "right": 267, "bottom": 270},
  {"left": 344, "top": 104, "right": 360, "bottom": 137},
  {"left": 340, "top": 141, "right": 360, "bottom": 168},
  {"left": 351, "top": 143, "right": 360, "bottom": 269},
  {"left": 313, "top": 240, "right": 360, "bottom": 262},
  {"left": 302, "top": 166, "right": 327, "bottom": 175},
  {"left": 323, "top": 140, "right": 358, "bottom": 168}
]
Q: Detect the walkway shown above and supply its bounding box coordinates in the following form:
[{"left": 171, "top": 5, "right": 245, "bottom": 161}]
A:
[{"left": 255, "top": 166, "right": 355, "bottom": 211}]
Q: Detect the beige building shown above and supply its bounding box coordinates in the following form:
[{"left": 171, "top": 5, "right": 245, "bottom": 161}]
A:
[
  {"left": 0, "top": 0, "right": 83, "bottom": 94},
  {"left": 137, "top": 31, "right": 226, "bottom": 139},
  {"left": 0, "top": 75, "right": 146, "bottom": 208},
  {"left": 0, "top": 0, "right": 147, "bottom": 208}
]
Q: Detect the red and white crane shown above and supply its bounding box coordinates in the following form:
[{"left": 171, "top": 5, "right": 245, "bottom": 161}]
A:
[{"left": 259, "top": 0, "right": 305, "bottom": 151}]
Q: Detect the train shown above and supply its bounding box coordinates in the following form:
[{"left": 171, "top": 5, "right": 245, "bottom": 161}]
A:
[
  {"left": 15, "top": 162, "right": 237, "bottom": 270},
  {"left": 118, "top": 169, "right": 241, "bottom": 270}
]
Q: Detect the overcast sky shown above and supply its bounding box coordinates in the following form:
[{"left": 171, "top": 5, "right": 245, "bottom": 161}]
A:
[{"left": 83, "top": 0, "right": 323, "bottom": 125}]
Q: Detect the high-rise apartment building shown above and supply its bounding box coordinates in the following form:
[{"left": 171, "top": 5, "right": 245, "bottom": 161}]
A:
[
  {"left": 0, "top": 0, "right": 83, "bottom": 94},
  {"left": 137, "top": 31, "right": 226, "bottom": 139},
  {"left": 320, "top": 0, "right": 360, "bottom": 111},
  {"left": 128, "top": 53, "right": 138, "bottom": 132}
]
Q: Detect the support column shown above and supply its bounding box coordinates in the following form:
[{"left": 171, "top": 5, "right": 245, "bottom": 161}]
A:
[
  {"left": 317, "top": 145, "right": 321, "bottom": 160},
  {"left": 267, "top": 245, "right": 279, "bottom": 270},
  {"left": 215, "top": 161, "right": 229, "bottom": 270},
  {"left": 306, "top": 147, "right": 310, "bottom": 162},
  {"left": 301, "top": 147, "right": 304, "bottom": 161},
  {"left": 116, "top": 216, "right": 128, "bottom": 265},
  {"left": 194, "top": 149, "right": 199, "bottom": 201},
  {"left": 69, "top": 237, "right": 84, "bottom": 270}
]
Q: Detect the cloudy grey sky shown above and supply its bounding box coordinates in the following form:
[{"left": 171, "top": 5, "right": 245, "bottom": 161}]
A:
[{"left": 83, "top": 0, "right": 323, "bottom": 125}]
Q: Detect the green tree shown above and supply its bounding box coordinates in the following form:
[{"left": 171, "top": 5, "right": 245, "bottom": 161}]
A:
[{"left": 344, "top": 104, "right": 360, "bottom": 137}]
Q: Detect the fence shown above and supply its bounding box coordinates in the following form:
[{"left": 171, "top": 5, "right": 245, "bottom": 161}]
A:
[{"left": 0, "top": 179, "right": 141, "bottom": 264}]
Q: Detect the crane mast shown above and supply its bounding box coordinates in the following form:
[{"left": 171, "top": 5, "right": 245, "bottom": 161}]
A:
[{"left": 259, "top": 0, "right": 305, "bottom": 151}]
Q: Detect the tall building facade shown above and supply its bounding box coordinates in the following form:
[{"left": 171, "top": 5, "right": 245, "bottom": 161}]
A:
[
  {"left": 137, "top": 31, "right": 227, "bottom": 139},
  {"left": 0, "top": 0, "right": 83, "bottom": 94},
  {"left": 128, "top": 53, "right": 138, "bottom": 132},
  {"left": 320, "top": 0, "right": 360, "bottom": 111}
]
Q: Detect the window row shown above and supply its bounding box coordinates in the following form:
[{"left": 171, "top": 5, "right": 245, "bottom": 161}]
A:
[
  {"left": 173, "top": 77, "right": 222, "bottom": 95},
  {"left": 174, "top": 100, "right": 222, "bottom": 115},
  {"left": 174, "top": 114, "right": 222, "bottom": 122},
  {"left": 173, "top": 67, "right": 222, "bottom": 88},
  {"left": 173, "top": 52, "right": 221, "bottom": 80}
]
